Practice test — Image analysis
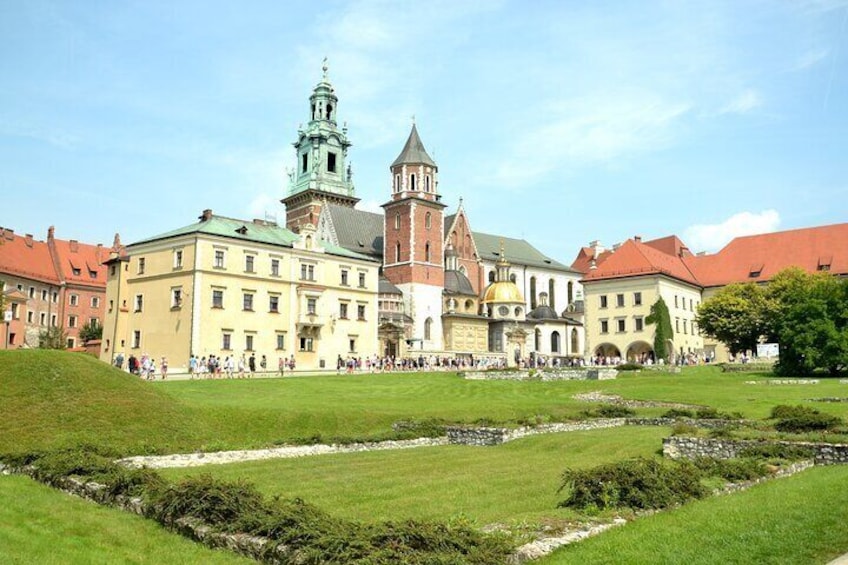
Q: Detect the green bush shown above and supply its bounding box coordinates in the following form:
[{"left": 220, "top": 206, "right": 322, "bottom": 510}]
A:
[
  {"left": 662, "top": 408, "right": 695, "bottom": 419},
  {"left": 738, "top": 443, "right": 816, "bottom": 462},
  {"left": 582, "top": 404, "right": 636, "bottom": 418},
  {"left": 770, "top": 405, "right": 843, "bottom": 432},
  {"left": 616, "top": 363, "right": 643, "bottom": 371},
  {"left": 695, "top": 407, "right": 744, "bottom": 420},
  {"left": 670, "top": 423, "right": 701, "bottom": 437},
  {"left": 151, "top": 475, "right": 268, "bottom": 527},
  {"left": 557, "top": 458, "right": 708, "bottom": 511},
  {"left": 691, "top": 457, "right": 769, "bottom": 482}
]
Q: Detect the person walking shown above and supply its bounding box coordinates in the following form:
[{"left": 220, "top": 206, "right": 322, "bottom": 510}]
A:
[
  {"left": 160, "top": 357, "right": 168, "bottom": 380},
  {"left": 248, "top": 353, "right": 256, "bottom": 377}
]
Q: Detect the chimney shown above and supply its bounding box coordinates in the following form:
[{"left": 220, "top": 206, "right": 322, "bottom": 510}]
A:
[
  {"left": 112, "top": 233, "right": 122, "bottom": 249},
  {"left": 47, "top": 226, "right": 55, "bottom": 241},
  {"left": 199, "top": 209, "right": 213, "bottom": 222},
  {"left": 70, "top": 240, "right": 79, "bottom": 252},
  {"left": 588, "top": 240, "right": 605, "bottom": 257},
  {"left": 25, "top": 234, "right": 33, "bottom": 247},
  {"left": 2, "top": 228, "right": 13, "bottom": 241},
  {"left": 634, "top": 235, "right": 642, "bottom": 243}
]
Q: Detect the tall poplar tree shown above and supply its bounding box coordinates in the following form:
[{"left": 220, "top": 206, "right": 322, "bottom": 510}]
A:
[{"left": 646, "top": 297, "right": 674, "bottom": 362}]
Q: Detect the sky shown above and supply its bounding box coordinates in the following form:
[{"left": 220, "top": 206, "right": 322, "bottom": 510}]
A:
[{"left": 1, "top": 0, "right": 847, "bottom": 265}]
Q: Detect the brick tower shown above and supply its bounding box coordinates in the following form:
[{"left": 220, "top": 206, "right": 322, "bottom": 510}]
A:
[
  {"left": 382, "top": 123, "right": 447, "bottom": 351},
  {"left": 282, "top": 60, "right": 358, "bottom": 232}
]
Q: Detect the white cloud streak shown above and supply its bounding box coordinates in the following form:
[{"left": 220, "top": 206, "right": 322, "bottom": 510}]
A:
[{"left": 684, "top": 210, "right": 781, "bottom": 252}]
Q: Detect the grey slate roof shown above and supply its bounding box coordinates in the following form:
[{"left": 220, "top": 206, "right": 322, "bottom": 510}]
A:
[
  {"left": 391, "top": 124, "right": 436, "bottom": 168},
  {"left": 325, "top": 204, "right": 384, "bottom": 258},
  {"left": 444, "top": 270, "right": 476, "bottom": 295},
  {"left": 378, "top": 276, "right": 403, "bottom": 295},
  {"left": 527, "top": 304, "right": 560, "bottom": 320},
  {"left": 473, "top": 231, "right": 580, "bottom": 273}
]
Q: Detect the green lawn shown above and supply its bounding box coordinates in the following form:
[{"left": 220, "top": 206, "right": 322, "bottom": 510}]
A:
[
  {"left": 0, "top": 475, "right": 252, "bottom": 564},
  {"left": 539, "top": 465, "right": 848, "bottom": 565},
  {"left": 162, "top": 427, "right": 670, "bottom": 525}
]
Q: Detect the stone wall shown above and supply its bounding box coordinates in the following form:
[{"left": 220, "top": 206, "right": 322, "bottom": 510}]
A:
[
  {"left": 663, "top": 436, "right": 848, "bottom": 465},
  {"left": 462, "top": 368, "right": 617, "bottom": 381}
]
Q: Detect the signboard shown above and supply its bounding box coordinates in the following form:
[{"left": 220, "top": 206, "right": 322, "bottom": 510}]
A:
[
  {"left": 757, "top": 343, "right": 779, "bottom": 359},
  {"left": 3, "top": 311, "right": 11, "bottom": 323}
]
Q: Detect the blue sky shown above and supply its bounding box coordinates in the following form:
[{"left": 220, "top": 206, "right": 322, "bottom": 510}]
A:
[{"left": 2, "top": 0, "right": 847, "bottom": 264}]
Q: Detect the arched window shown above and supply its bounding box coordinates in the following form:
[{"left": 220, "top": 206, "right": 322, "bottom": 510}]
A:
[
  {"left": 535, "top": 329, "right": 541, "bottom": 351},
  {"left": 424, "top": 317, "right": 432, "bottom": 340},
  {"left": 425, "top": 212, "right": 431, "bottom": 229},
  {"left": 459, "top": 265, "right": 467, "bottom": 275},
  {"left": 410, "top": 174, "right": 416, "bottom": 191},
  {"left": 567, "top": 281, "right": 574, "bottom": 305},
  {"left": 425, "top": 175, "right": 431, "bottom": 192},
  {"left": 571, "top": 328, "right": 579, "bottom": 355},
  {"left": 551, "top": 331, "right": 561, "bottom": 353},
  {"left": 395, "top": 213, "right": 401, "bottom": 230},
  {"left": 465, "top": 299, "right": 474, "bottom": 312},
  {"left": 510, "top": 274, "right": 517, "bottom": 283},
  {"left": 549, "top": 279, "right": 556, "bottom": 310},
  {"left": 425, "top": 242, "right": 431, "bottom": 262},
  {"left": 395, "top": 242, "right": 401, "bottom": 262},
  {"left": 395, "top": 174, "right": 401, "bottom": 192},
  {"left": 530, "top": 276, "right": 537, "bottom": 309},
  {"left": 326, "top": 103, "right": 333, "bottom": 120},
  {"left": 305, "top": 235, "right": 313, "bottom": 249},
  {"left": 488, "top": 270, "right": 495, "bottom": 283}
]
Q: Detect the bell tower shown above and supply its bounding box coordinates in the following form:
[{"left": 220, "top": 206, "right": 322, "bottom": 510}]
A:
[
  {"left": 382, "top": 123, "right": 447, "bottom": 350},
  {"left": 282, "top": 59, "right": 358, "bottom": 232}
]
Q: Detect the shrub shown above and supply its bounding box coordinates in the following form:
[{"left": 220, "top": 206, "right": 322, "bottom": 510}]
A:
[
  {"left": 770, "top": 405, "right": 843, "bottom": 432},
  {"left": 593, "top": 404, "right": 636, "bottom": 418},
  {"left": 691, "top": 457, "right": 769, "bottom": 482},
  {"left": 557, "top": 458, "right": 708, "bottom": 511},
  {"left": 738, "top": 443, "right": 816, "bottom": 462},
  {"left": 695, "top": 406, "right": 744, "bottom": 420},
  {"left": 616, "top": 363, "right": 643, "bottom": 371},
  {"left": 150, "top": 475, "right": 268, "bottom": 527},
  {"left": 670, "top": 423, "right": 701, "bottom": 437},
  {"left": 663, "top": 408, "right": 695, "bottom": 419}
]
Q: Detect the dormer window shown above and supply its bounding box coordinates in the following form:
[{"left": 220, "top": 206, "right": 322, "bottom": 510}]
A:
[
  {"left": 749, "top": 263, "right": 764, "bottom": 278},
  {"left": 818, "top": 255, "right": 833, "bottom": 272}
]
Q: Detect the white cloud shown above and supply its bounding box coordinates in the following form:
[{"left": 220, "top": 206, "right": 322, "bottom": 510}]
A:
[
  {"left": 717, "top": 89, "right": 762, "bottom": 115},
  {"left": 790, "top": 48, "right": 830, "bottom": 71},
  {"left": 684, "top": 210, "right": 781, "bottom": 252},
  {"left": 358, "top": 199, "right": 385, "bottom": 215}
]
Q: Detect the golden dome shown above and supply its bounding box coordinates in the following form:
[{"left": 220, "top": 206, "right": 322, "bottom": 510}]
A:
[{"left": 483, "top": 281, "right": 524, "bottom": 304}]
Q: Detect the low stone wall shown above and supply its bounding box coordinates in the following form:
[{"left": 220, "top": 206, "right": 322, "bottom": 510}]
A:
[
  {"left": 463, "top": 369, "right": 617, "bottom": 381},
  {"left": 663, "top": 436, "right": 848, "bottom": 465},
  {"left": 745, "top": 379, "right": 820, "bottom": 385},
  {"left": 573, "top": 391, "right": 705, "bottom": 410}
]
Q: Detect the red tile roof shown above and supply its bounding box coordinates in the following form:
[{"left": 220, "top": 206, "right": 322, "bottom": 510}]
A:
[
  {"left": 51, "top": 237, "right": 108, "bottom": 288},
  {"left": 687, "top": 222, "right": 848, "bottom": 287},
  {"left": 0, "top": 228, "right": 60, "bottom": 284},
  {"left": 576, "top": 222, "right": 848, "bottom": 289}
]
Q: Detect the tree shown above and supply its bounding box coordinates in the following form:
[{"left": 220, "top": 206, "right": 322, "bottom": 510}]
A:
[
  {"left": 79, "top": 318, "right": 103, "bottom": 344},
  {"left": 38, "top": 326, "right": 67, "bottom": 349},
  {"left": 697, "top": 283, "right": 768, "bottom": 356},
  {"left": 645, "top": 297, "right": 673, "bottom": 362}
]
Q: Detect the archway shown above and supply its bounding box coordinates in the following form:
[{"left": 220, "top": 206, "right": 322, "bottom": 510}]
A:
[
  {"left": 626, "top": 341, "right": 654, "bottom": 364},
  {"left": 594, "top": 343, "right": 621, "bottom": 359}
]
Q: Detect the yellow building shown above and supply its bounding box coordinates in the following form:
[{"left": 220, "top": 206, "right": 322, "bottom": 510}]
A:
[{"left": 100, "top": 210, "right": 379, "bottom": 372}]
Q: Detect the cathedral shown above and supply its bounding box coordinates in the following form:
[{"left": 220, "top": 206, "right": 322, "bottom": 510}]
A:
[{"left": 281, "top": 64, "right": 585, "bottom": 366}]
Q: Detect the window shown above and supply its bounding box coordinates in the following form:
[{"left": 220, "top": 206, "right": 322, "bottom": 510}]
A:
[
  {"left": 616, "top": 294, "right": 624, "bottom": 307},
  {"left": 89, "top": 269, "right": 97, "bottom": 279},
  {"left": 425, "top": 242, "right": 431, "bottom": 262},
  {"left": 357, "top": 304, "right": 366, "bottom": 320},
  {"left": 683, "top": 320, "right": 688, "bottom": 334},
  {"left": 488, "top": 271, "right": 495, "bottom": 283},
  {"left": 269, "top": 295, "right": 279, "bottom": 313},
  {"left": 50, "top": 313, "right": 57, "bottom": 327},
  {"left": 551, "top": 331, "right": 561, "bottom": 353},
  {"left": 617, "top": 319, "right": 626, "bottom": 333},
  {"left": 409, "top": 173, "right": 416, "bottom": 191},
  {"left": 425, "top": 212, "right": 431, "bottom": 229},
  {"left": 171, "top": 288, "right": 182, "bottom": 308},
  {"left": 27, "top": 311, "right": 34, "bottom": 323},
  {"left": 689, "top": 298, "right": 694, "bottom": 312},
  {"left": 301, "top": 153, "right": 308, "bottom": 173},
  {"left": 110, "top": 265, "right": 117, "bottom": 276},
  {"left": 41, "top": 289, "right": 47, "bottom": 301},
  {"left": 300, "top": 264, "right": 315, "bottom": 281},
  {"left": 132, "top": 330, "right": 141, "bottom": 349},
  {"left": 69, "top": 294, "right": 79, "bottom": 306},
  {"left": 341, "top": 269, "right": 349, "bottom": 286},
  {"left": 134, "top": 294, "right": 143, "bottom": 312},
  {"left": 530, "top": 276, "right": 537, "bottom": 309},
  {"left": 394, "top": 174, "right": 401, "bottom": 192},
  {"left": 271, "top": 258, "right": 280, "bottom": 276},
  {"left": 349, "top": 338, "right": 356, "bottom": 353},
  {"left": 307, "top": 297, "right": 317, "bottom": 315},
  {"left": 635, "top": 316, "right": 644, "bottom": 332},
  {"left": 674, "top": 295, "right": 679, "bottom": 308},
  {"left": 339, "top": 303, "right": 348, "bottom": 319},
  {"left": 212, "top": 289, "right": 224, "bottom": 308},
  {"left": 174, "top": 249, "right": 183, "bottom": 268},
  {"left": 52, "top": 291, "right": 58, "bottom": 303},
  {"left": 138, "top": 257, "right": 145, "bottom": 274},
  {"left": 327, "top": 152, "right": 337, "bottom": 173},
  {"left": 425, "top": 175, "right": 431, "bottom": 192},
  {"left": 424, "top": 317, "right": 433, "bottom": 340},
  {"left": 214, "top": 249, "right": 225, "bottom": 269},
  {"left": 109, "top": 300, "right": 114, "bottom": 313},
  {"left": 245, "top": 334, "right": 254, "bottom": 351},
  {"left": 276, "top": 333, "right": 285, "bottom": 350},
  {"left": 245, "top": 255, "right": 255, "bottom": 273},
  {"left": 634, "top": 292, "right": 642, "bottom": 306},
  {"left": 89, "top": 317, "right": 98, "bottom": 326},
  {"left": 28, "top": 287, "right": 35, "bottom": 299},
  {"left": 358, "top": 272, "right": 366, "bottom": 288},
  {"left": 675, "top": 318, "right": 680, "bottom": 332},
  {"left": 299, "top": 336, "right": 314, "bottom": 351},
  {"left": 395, "top": 213, "right": 401, "bottom": 230},
  {"left": 600, "top": 295, "right": 608, "bottom": 308},
  {"left": 395, "top": 243, "right": 401, "bottom": 262},
  {"left": 567, "top": 281, "right": 574, "bottom": 305},
  {"left": 600, "top": 320, "right": 609, "bottom": 334},
  {"left": 510, "top": 274, "right": 517, "bottom": 283},
  {"left": 67, "top": 338, "right": 75, "bottom": 349},
  {"left": 243, "top": 293, "right": 254, "bottom": 311},
  {"left": 11, "top": 303, "right": 19, "bottom": 319},
  {"left": 222, "top": 333, "right": 232, "bottom": 350},
  {"left": 91, "top": 296, "right": 100, "bottom": 308}
]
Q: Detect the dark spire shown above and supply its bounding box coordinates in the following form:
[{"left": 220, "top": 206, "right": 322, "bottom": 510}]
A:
[{"left": 391, "top": 123, "right": 436, "bottom": 168}]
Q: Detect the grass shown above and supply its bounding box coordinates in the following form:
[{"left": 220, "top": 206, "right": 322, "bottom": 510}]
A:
[
  {"left": 0, "top": 475, "right": 252, "bottom": 564},
  {"left": 161, "top": 427, "right": 670, "bottom": 525},
  {"left": 539, "top": 465, "right": 848, "bottom": 564}
]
